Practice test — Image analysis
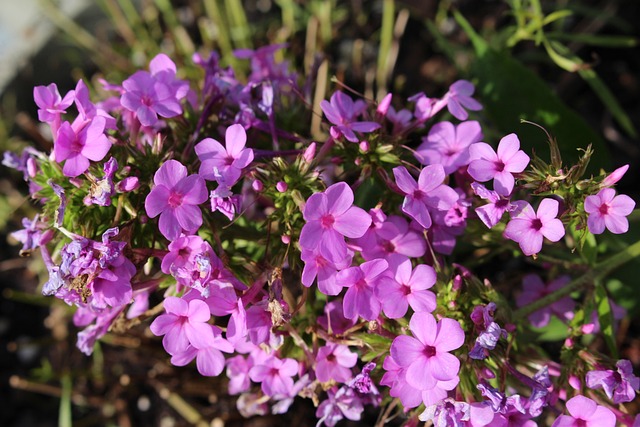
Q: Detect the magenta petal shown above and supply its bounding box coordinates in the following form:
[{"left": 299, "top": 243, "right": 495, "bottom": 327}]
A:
[
  {"left": 587, "top": 406, "right": 616, "bottom": 425},
  {"left": 170, "top": 346, "right": 197, "bottom": 366},
  {"left": 299, "top": 221, "right": 323, "bottom": 250},
  {"left": 196, "top": 347, "right": 225, "bottom": 376},
  {"left": 418, "top": 165, "right": 445, "bottom": 192},
  {"left": 175, "top": 204, "right": 203, "bottom": 234},
  {"left": 605, "top": 214, "right": 629, "bottom": 234},
  {"left": 469, "top": 142, "right": 498, "bottom": 162},
  {"left": 541, "top": 219, "right": 565, "bottom": 242},
  {"left": 447, "top": 99, "right": 468, "bottom": 121},
  {"left": 188, "top": 299, "right": 211, "bottom": 322},
  {"left": 409, "top": 312, "right": 437, "bottom": 346},
  {"left": 334, "top": 206, "right": 372, "bottom": 238},
  {"left": 145, "top": 186, "right": 170, "bottom": 218},
  {"left": 175, "top": 175, "right": 208, "bottom": 205},
  {"left": 407, "top": 360, "right": 437, "bottom": 390},
  {"left": 537, "top": 198, "right": 559, "bottom": 221},
  {"left": 587, "top": 213, "right": 606, "bottom": 234},
  {"left": 566, "top": 395, "right": 597, "bottom": 419},
  {"left": 155, "top": 160, "right": 187, "bottom": 188},
  {"left": 185, "top": 322, "right": 215, "bottom": 349},
  {"left": 504, "top": 150, "right": 529, "bottom": 173},
  {"left": 496, "top": 133, "right": 520, "bottom": 159},
  {"left": 195, "top": 137, "right": 225, "bottom": 159},
  {"left": 611, "top": 194, "right": 636, "bottom": 215},
  {"left": 164, "top": 296, "right": 189, "bottom": 315},
  {"left": 493, "top": 170, "right": 515, "bottom": 196},
  {"left": 320, "top": 100, "right": 341, "bottom": 125},
  {"left": 428, "top": 352, "right": 460, "bottom": 381},
  {"left": 391, "top": 335, "right": 424, "bottom": 367},
  {"left": 159, "top": 210, "right": 182, "bottom": 241},
  {"left": 325, "top": 182, "right": 354, "bottom": 216},
  {"left": 468, "top": 159, "right": 497, "bottom": 182},
  {"left": 402, "top": 198, "right": 431, "bottom": 229},
  {"left": 433, "top": 318, "right": 465, "bottom": 351},
  {"left": 225, "top": 124, "right": 247, "bottom": 157},
  {"left": 63, "top": 155, "right": 90, "bottom": 177},
  {"left": 303, "top": 193, "right": 328, "bottom": 221},
  {"left": 393, "top": 166, "right": 417, "bottom": 194},
  {"left": 584, "top": 194, "right": 600, "bottom": 213},
  {"left": 150, "top": 53, "right": 176, "bottom": 75},
  {"left": 150, "top": 313, "right": 178, "bottom": 335}
]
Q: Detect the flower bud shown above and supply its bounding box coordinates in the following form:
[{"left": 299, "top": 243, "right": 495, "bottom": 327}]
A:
[
  {"left": 377, "top": 93, "right": 392, "bottom": 116},
  {"left": 602, "top": 164, "right": 629, "bottom": 187},
  {"left": 359, "top": 140, "right": 369, "bottom": 153},
  {"left": 276, "top": 181, "right": 288, "bottom": 192},
  {"left": 252, "top": 179, "right": 264, "bottom": 192},
  {"left": 303, "top": 142, "right": 316, "bottom": 164}
]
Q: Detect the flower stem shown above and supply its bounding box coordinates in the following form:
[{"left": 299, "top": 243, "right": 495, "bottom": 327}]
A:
[{"left": 513, "top": 239, "right": 640, "bottom": 320}]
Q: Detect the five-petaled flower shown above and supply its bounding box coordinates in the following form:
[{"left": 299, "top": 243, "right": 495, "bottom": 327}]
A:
[
  {"left": 145, "top": 160, "right": 208, "bottom": 241},
  {"left": 584, "top": 188, "right": 635, "bottom": 234},
  {"left": 195, "top": 124, "right": 254, "bottom": 186},
  {"left": 504, "top": 198, "right": 565, "bottom": 256}
]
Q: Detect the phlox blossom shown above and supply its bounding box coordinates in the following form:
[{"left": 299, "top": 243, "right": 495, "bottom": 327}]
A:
[
  {"left": 390, "top": 311, "right": 464, "bottom": 390},
  {"left": 249, "top": 355, "right": 299, "bottom": 397},
  {"left": 320, "top": 91, "right": 380, "bottom": 142},
  {"left": 315, "top": 343, "right": 358, "bottom": 383},
  {"left": 584, "top": 188, "right": 635, "bottom": 234},
  {"left": 551, "top": 395, "right": 616, "bottom": 427},
  {"left": 468, "top": 133, "right": 530, "bottom": 196},
  {"left": 504, "top": 199, "right": 565, "bottom": 256},
  {"left": 195, "top": 124, "right": 254, "bottom": 186},
  {"left": 144, "top": 160, "right": 208, "bottom": 241},
  {"left": 415, "top": 120, "right": 482, "bottom": 174},
  {"left": 586, "top": 359, "right": 639, "bottom": 404},
  {"left": 54, "top": 117, "right": 111, "bottom": 177}
]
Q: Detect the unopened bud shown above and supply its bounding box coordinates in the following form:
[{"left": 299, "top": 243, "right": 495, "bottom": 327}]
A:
[
  {"left": 252, "top": 179, "right": 264, "bottom": 192},
  {"left": 377, "top": 93, "right": 392, "bottom": 116},
  {"left": 303, "top": 142, "right": 316, "bottom": 163},
  {"left": 602, "top": 164, "right": 629, "bottom": 187},
  {"left": 359, "top": 140, "right": 369, "bottom": 153},
  {"left": 568, "top": 375, "right": 581, "bottom": 390},
  {"left": 276, "top": 181, "right": 288, "bottom": 192}
]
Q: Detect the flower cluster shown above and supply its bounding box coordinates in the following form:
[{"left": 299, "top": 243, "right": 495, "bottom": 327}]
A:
[{"left": 5, "top": 45, "right": 639, "bottom": 427}]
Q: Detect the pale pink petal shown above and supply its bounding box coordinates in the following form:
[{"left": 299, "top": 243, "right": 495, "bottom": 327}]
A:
[
  {"left": 164, "top": 297, "right": 189, "bottom": 315},
  {"left": 185, "top": 322, "right": 215, "bottom": 349},
  {"left": 566, "top": 395, "right": 597, "bottom": 419},
  {"left": 409, "top": 312, "right": 437, "bottom": 346},
  {"left": 188, "top": 299, "right": 211, "bottom": 322},
  {"left": 391, "top": 335, "right": 425, "bottom": 367},
  {"left": 299, "top": 221, "right": 323, "bottom": 250},
  {"left": 469, "top": 142, "right": 498, "bottom": 162},
  {"left": 496, "top": 133, "right": 520, "bottom": 160},
  {"left": 425, "top": 184, "right": 459, "bottom": 210},
  {"left": 605, "top": 214, "right": 629, "bottom": 234},
  {"left": 149, "top": 53, "right": 177, "bottom": 75},
  {"left": 537, "top": 198, "right": 559, "bottom": 221},
  {"left": 551, "top": 415, "right": 579, "bottom": 427},
  {"left": 493, "top": 170, "right": 515, "bottom": 196},
  {"left": 63, "top": 154, "right": 90, "bottom": 177},
  {"left": 587, "top": 212, "right": 606, "bottom": 234},
  {"left": 333, "top": 206, "right": 372, "bottom": 238},
  {"left": 159, "top": 210, "right": 182, "bottom": 240},
  {"left": 408, "top": 291, "right": 437, "bottom": 313},
  {"left": 504, "top": 150, "right": 530, "bottom": 173},
  {"left": 195, "top": 138, "right": 226, "bottom": 160},
  {"left": 150, "top": 313, "right": 178, "bottom": 335},
  {"left": 175, "top": 175, "right": 208, "bottom": 205},
  {"left": 428, "top": 352, "right": 460, "bottom": 381},
  {"left": 541, "top": 219, "right": 565, "bottom": 242},
  {"left": 170, "top": 346, "right": 197, "bottom": 366},
  {"left": 468, "top": 159, "right": 497, "bottom": 182},
  {"left": 196, "top": 347, "right": 225, "bottom": 376},
  {"left": 586, "top": 405, "right": 616, "bottom": 426},
  {"left": 611, "top": 194, "right": 635, "bottom": 215},
  {"left": 418, "top": 165, "right": 446, "bottom": 192},
  {"left": 303, "top": 193, "right": 328, "bottom": 221},
  {"left": 402, "top": 198, "right": 431, "bottom": 229}
]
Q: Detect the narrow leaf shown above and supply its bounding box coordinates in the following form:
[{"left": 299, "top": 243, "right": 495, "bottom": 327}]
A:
[{"left": 594, "top": 280, "right": 619, "bottom": 358}]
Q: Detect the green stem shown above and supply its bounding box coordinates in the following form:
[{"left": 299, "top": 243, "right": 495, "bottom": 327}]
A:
[{"left": 513, "top": 239, "right": 640, "bottom": 320}]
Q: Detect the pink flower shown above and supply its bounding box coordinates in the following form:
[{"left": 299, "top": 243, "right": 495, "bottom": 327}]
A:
[
  {"left": 390, "top": 312, "right": 464, "bottom": 390},
  {"left": 443, "top": 80, "right": 483, "bottom": 121},
  {"left": 584, "top": 188, "right": 635, "bottom": 234},
  {"left": 504, "top": 199, "right": 565, "bottom": 256},
  {"left": 299, "top": 182, "right": 371, "bottom": 263},
  {"left": 586, "top": 359, "right": 639, "bottom": 404},
  {"left": 376, "top": 255, "right": 437, "bottom": 319},
  {"left": 471, "top": 182, "right": 516, "bottom": 229},
  {"left": 249, "top": 355, "right": 299, "bottom": 397},
  {"left": 320, "top": 91, "right": 380, "bottom": 142},
  {"left": 301, "top": 247, "right": 353, "bottom": 296},
  {"left": 54, "top": 117, "right": 112, "bottom": 177},
  {"left": 354, "top": 210, "right": 426, "bottom": 261},
  {"left": 336, "top": 259, "right": 391, "bottom": 321},
  {"left": 195, "top": 124, "right": 254, "bottom": 186},
  {"left": 551, "top": 395, "right": 616, "bottom": 427},
  {"left": 416, "top": 120, "right": 482, "bottom": 174},
  {"left": 468, "top": 133, "right": 530, "bottom": 196},
  {"left": 393, "top": 165, "right": 459, "bottom": 229},
  {"left": 170, "top": 325, "right": 234, "bottom": 376},
  {"left": 315, "top": 343, "right": 358, "bottom": 383},
  {"left": 149, "top": 297, "right": 215, "bottom": 355},
  {"left": 144, "top": 160, "right": 208, "bottom": 241}
]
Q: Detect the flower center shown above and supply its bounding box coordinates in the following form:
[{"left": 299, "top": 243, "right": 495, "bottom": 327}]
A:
[
  {"left": 69, "top": 136, "right": 84, "bottom": 154},
  {"left": 413, "top": 190, "right": 425, "bottom": 200},
  {"left": 320, "top": 214, "right": 335, "bottom": 228},
  {"left": 495, "top": 161, "right": 506, "bottom": 172},
  {"left": 531, "top": 218, "right": 543, "bottom": 231},
  {"left": 382, "top": 240, "right": 396, "bottom": 253},
  {"left": 401, "top": 284, "right": 412, "bottom": 296},
  {"left": 423, "top": 345, "right": 437, "bottom": 358},
  {"left": 575, "top": 419, "right": 587, "bottom": 427},
  {"left": 326, "top": 353, "right": 336, "bottom": 362},
  {"left": 168, "top": 191, "right": 184, "bottom": 208},
  {"left": 599, "top": 203, "right": 610, "bottom": 215},
  {"left": 224, "top": 156, "right": 235, "bottom": 166}
]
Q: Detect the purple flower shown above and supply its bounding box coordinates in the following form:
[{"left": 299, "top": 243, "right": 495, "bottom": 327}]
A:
[
  {"left": 195, "top": 124, "right": 254, "bottom": 186},
  {"left": 416, "top": 120, "right": 482, "bottom": 174},
  {"left": 393, "top": 165, "right": 459, "bottom": 229},
  {"left": 144, "top": 160, "right": 208, "bottom": 241},
  {"left": 551, "top": 395, "right": 616, "bottom": 427},
  {"left": 477, "top": 383, "right": 526, "bottom": 415},
  {"left": 149, "top": 297, "right": 215, "bottom": 354},
  {"left": 90, "top": 254, "right": 135, "bottom": 309},
  {"left": 376, "top": 255, "right": 437, "bottom": 319},
  {"left": 120, "top": 54, "right": 186, "bottom": 127},
  {"left": 443, "top": 80, "right": 483, "bottom": 121},
  {"left": 316, "top": 386, "right": 365, "bottom": 427},
  {"left": 354, "top": 210, "right": 426, "bottom": 261},
  {"left": 170, "top": 325, "right": 234, "bottom": 376},
  {"left": 516, "top": 274, "right": 575, "bottom": 328},
  {"left": 320, "top": 91, "right": 381, "bottom": 142},
  {"left": 584, "top": 188, "right": 635, "bottom": 234},
  {"left": 226, "top": 355, "right": 252, "bottom": 395},
  {"left": 86, "top": 157, "right": 118, "bottom": 206},
  {"left": 469, "top": 322, "right": 508, "bottom": 360},
  {"left": 586, "top": 359, "right": 639, "bottom": 404},
  {"left": 468, "top": 133, "right": 530, "bottom": 196},
  {"left": 419, "top": 398, "right": 470, "bottom": 426},
  {"left": 10, "top": 215, "right": 44, "bottom": 254},
  {"left": 315, "top": 343, "right": 358, "bottom": 383},
  {"left": 317, "top": 300, "right": 357, "bottom": 335},
  {"left": 336, "top": 259, "right": 390, "bottom": 321},
  {"left": 390, "top": 311, "right": 464, "bottom": 390},
  {"left": 34, "top": 83, "right": 74, "bottom": 136},
  {"left": 299, "top": 182, "right": 371, "bottom": 263},
  {"left": 471, "top": 182, "right": 516, "bottom": 228},
  {"left": 249, "top": 355, "right": 298, "bottom": 397},
  {"left": 54, "top": 117, "right": 112, "bottom": 177},
  {"left": 504, "top": 199, "right": 565, "bottom": 256},
  {"left": 301, "top": 247, "right": 352, "bottom": 296}
]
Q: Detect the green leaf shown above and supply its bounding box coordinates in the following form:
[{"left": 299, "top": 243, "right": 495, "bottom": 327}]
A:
[
  {"left": 547, "top": 32, "right": 638, "bottom": 48},
  {"left": 594, "top": 280, "right": 619, "bottom": 358},
  {"left": 451, "top": 11, "right": 610, "bottom": 172},
  {"left": 531, "top": 316, "right": 569, "bottom": 341}
]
